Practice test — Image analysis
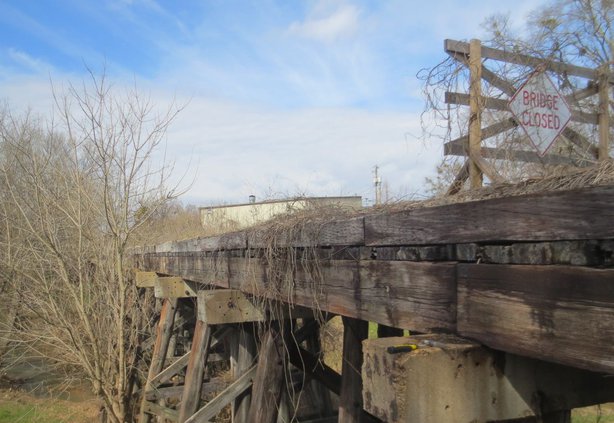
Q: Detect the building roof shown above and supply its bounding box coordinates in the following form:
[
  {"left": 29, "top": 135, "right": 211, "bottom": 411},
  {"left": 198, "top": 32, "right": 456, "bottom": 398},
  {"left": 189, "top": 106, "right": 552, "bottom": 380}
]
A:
[{"left": 199, "top": 195, "right": 362, "bottom": 211}]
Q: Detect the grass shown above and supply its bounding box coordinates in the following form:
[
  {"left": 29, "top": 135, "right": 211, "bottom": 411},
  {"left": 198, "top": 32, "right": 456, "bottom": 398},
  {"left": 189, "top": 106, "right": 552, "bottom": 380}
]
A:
[
  {"left": 572, "top": 404, "right": 614, "bottom": 422},
  {"left": 0, "top": 390, "right": 99, "bottom": 423}
]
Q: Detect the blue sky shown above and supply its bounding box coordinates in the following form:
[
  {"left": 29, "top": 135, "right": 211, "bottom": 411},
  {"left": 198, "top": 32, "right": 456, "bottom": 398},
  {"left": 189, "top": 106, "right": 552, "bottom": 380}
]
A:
[{"left": 0, "top": 0, "right": 543, "bottom": 205}]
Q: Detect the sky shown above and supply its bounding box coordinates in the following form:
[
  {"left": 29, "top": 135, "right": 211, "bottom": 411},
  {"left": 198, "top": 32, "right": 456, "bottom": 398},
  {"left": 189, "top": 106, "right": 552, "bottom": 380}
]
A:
[{"left": 0, "top": 0, "right": 544, "bottom": 206}]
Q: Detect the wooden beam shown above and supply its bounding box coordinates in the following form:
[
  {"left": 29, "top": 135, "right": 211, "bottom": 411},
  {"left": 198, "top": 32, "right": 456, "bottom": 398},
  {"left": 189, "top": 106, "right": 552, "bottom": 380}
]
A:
[
  {"left": 248, "top": 216, "right": 365, "bottom": 248},
  {"left": 248, "top": 327, "right": 286, "bottom": 423},
  {"left": 444, "top": 139, "right": 593, "bottom": 167},
  {"left": 468, "top": 39, "right": 483, "bottom": 189},
  {"left": 146, "top": 378, "right": 229, "bottom": 401},
  {"left": 445, "top": 39, "right": 602, "bottom": 80},
  {"left": 562, "top": 127, "right": 599, "bottom": 158},
  {"left": 136, "top": 271, "right": 157, "bottom": 288},
  {"left": 445, "top": 91, "right": 600, "bottom": 125},
  {"left": 138, "top": 257, "right": 457, "bottom": 332},
  {"left": 339, "top": 316, "right": 368, "bottom": 423},
  {"left": 457, "top": 263, "right": 614, "bottom": 374},
  {"left": 233, "top": 323, "right": 258, "bottom": 423},
  {"left": 364, "top": 185, "right": 614, "bottom": 246},
  {"left": 197, "top": 290, "right": 313, "bottom": 324},
  {"left": 139, "top": 298, "right": 177, "bottom": 423},
  {"left": 446, "top": 117, "right": 518, "bottom": 147},
  {"left": 304, "top": 319, "right": 334, "bottom": 418},
  {"left": 446, "top": 50, "right": 517, "bottom": 96},
  {"left": 446, "top": 160, "right": 469, "bottom": 195},
  {"left": 287, "top": 344, "right": 341, "bottom": 396},
  {"left": 362, "top": 334, "right": 614, "bottom": 422},
  {"left": 178, "top": 321, "right": 213, "bottom": 423},
  {"left": 141, "top": 401, "right": 179, "bottom": 422},
  {"left": 154, "top": 277, "right": 198, "bottom": 298},
  {"left": 149, "top": 351, "right": 190, "bottom": 387},
  {"left": 185, "top": 365, "right": 258, "bottom": 423},
  {"left": 599, "top": 70, "right": 610, "bottom": 161}
]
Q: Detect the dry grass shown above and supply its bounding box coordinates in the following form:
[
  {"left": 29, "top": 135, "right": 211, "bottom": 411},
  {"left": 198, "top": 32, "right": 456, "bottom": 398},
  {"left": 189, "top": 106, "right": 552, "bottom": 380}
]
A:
[{"left": 0, "top": 389, "right": 100, "bottom": 423}]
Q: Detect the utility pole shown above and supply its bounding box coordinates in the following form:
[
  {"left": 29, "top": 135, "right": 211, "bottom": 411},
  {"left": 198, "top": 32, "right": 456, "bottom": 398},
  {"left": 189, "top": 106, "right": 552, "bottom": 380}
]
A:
[{"left": 373, "top": 165, "right": 382, "bottom": 206}]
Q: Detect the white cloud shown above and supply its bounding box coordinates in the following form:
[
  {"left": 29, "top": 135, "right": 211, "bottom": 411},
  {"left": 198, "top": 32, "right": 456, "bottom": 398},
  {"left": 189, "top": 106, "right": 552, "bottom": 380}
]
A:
[
  {"left": 6, "top": 48, "right": 52, "bottom": 74},
  {"left": 287, "top": 4, "right": 360, "bottom": 42}
]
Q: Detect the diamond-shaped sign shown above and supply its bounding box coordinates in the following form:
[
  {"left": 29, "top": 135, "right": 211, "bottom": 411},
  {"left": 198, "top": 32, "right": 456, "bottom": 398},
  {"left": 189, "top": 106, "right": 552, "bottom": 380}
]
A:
[{"left": 509, "top": 72, "right": 571, "bottom": 156}]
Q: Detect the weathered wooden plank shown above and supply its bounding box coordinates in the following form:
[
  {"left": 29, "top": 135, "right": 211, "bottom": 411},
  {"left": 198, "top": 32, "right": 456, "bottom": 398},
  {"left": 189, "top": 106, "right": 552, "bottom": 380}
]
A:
[
  {"left": 197, "top": 290, "right": 313, "bottom": 324},
  {"left": 445, "top": 39, "right": 601, "bottom": 80},
  {"left": 248, "top": 328, "right": 286, "bottom": 423},
  {"left": 444, "top": 139, "right": 592, "bottom": 166},
  {"left": 139, "top": 298, "right": 178, "bottom": 423},
  {"left": 233, "top": 323, "right": 257, "bottom": 423},
  {"left": 247, "top": 216, "right": 365, "bottom": 248},
  {"left": 142, "top": 401, "right": 179, "bottom": 422},
  {"left": 136, "top": 271, "right": 158, "bottom": 288},
  {"left": 227, "top": 258, "right": 457, "bottom": 332},
  {"left": 457, "top": 263, "right": 614, "bottom": 374},
  {"left": 365, "top": 185, "right": 614, "bottom": 246},
  {"left": 468, "top": 38, "right": 484, "bottom": 188},
  {"left": 185, "top": 365, "right": 257, "bottom": 423},
  {"left": 150, "top": 351, "right": 191, "bottom": 387},
  {"left": 445, "top": 91, "right": 599, "bottom": 125},
  {"left": 146, "top": 379, "right": 230, "bottom": 401},
  {"left": 137, "top": 256, "right": 456, "bottom": 332},
  {"left": 303, "top": 319, "right": 333, "bottom": 418},
  {"left": 155, "top": 277, "right": 198, "bottom": 298},
  {"left": 339, "top": 317, "right": 368, "bottom": 423},
  {"left": 139, "top": 253, "right": 230, "bottom": 289},
  {"left": 156, "top": 232, "right": 247, "bottom": 252},
  {"left": 363, "top": 334, "right": 614, "bottom": 423},
  {"left": 178, "top": 321, "right": 213, "bottom": 422},
  {"left": 287, "top": 344, "right": 341, "bottom": 395}
]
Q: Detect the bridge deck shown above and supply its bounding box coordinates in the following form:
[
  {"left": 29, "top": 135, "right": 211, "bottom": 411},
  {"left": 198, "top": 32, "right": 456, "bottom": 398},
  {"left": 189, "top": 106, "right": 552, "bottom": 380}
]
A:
[{"left": 135, "top": 185, "right": 614, "bottom": 375}]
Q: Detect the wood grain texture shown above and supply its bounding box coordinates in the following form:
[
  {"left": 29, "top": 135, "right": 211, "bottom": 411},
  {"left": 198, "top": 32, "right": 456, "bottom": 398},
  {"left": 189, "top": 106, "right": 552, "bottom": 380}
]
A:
[
  {"left": 339, "top": 317, "right": 368, "bottom": 423},
  {"left": 365, "top": 185, "right": 614, "bottom": 246},
  {"left": 248, "top": 328, "right": 285, "bottom": 423},
  {"left": 137, "top": 254, "right": 457, "bottom": 332},
  {"left": 444, "top": 39, "right": 600, "bottom": 79},
  {"left": 139, "top": 298, "right": 178, "bottom": 423},
  {"left": 178, "top": 321, "right": 213, "bottom": 422},
  {"left": 457, "top": 263, "right": 614, "bottom": 374},
  {"left": 226, "top": 258, "right": 457, "bottom": 332},
  {"left": 247, "top": 216, "right": 365, "bottom": 248}
]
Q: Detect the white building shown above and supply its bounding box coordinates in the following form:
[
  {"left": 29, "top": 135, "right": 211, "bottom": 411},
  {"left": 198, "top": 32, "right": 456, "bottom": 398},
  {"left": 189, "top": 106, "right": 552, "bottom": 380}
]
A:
[{"left": 200, "top": 196, "right": 362, "bottom": 230}]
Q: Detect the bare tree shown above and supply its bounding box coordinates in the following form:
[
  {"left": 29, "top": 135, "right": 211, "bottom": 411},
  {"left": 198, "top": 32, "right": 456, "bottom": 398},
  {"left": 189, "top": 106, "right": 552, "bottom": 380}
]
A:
[{"left": 0, "top": 72, "right": 185, "bottom": 422}]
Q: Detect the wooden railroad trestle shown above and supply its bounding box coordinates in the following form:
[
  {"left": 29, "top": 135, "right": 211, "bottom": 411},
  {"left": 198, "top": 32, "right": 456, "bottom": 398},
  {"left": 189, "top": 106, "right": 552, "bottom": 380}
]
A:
[
  {"left": 136, "top": 280, "right": 348, "bottom": 423},
  {"left": 134, "top": 185, "right": 614, "bottom": 422}
]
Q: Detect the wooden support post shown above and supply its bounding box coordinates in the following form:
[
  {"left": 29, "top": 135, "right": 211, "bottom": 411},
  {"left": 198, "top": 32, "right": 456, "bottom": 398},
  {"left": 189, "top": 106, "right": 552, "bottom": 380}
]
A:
[
  {"left": 339, "top": 316, "right": 368, "bottom": 423},
  {"left": 469, "top": 38, "right": 483, "bottom": 188},
  {"left": 184, "top": 366, "right": 257, "bottom": 423},
  {"left": 178, "top": 320, "right": 213, "bottom": 423},
  {"left": 233, "top": 323, "right": 257, "bottom": 423},
  {"left": 139, "top": 298, "right": 178, "bottom": 423},
  {"left": 362, "top": 335, "right": 614, "bottom": 422},
  {"left": 304, "top": 319, "right": 333, "bottom": 418},
  {"left": 598, "top": 66, "right": 610, "bottom": 161},
  {"left": 248, "top": 326, "right": 286, "bottom": 423}
]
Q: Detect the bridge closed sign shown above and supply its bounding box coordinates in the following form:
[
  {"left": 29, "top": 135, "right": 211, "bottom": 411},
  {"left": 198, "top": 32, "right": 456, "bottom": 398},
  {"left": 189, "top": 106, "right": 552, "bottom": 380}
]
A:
[{"left": 509, "top": 72, "right": 571, "bottom": 156}]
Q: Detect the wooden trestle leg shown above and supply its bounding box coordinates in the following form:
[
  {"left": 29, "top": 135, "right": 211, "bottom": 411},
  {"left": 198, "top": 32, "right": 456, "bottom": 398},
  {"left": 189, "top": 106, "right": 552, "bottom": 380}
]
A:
[
  {"left": 178, "top": 320, "right": 213, "bottom": 422},
  {"left": 339, "top": 316, "right": 367, "bottom": 423},
  {"left": 139, "top": 298, "right": 178, "bottom": 423},
  {"left": 233, "top": 323, "right": 257, "bottom": 423},
  {"left": 248, "top": 325, "right": 286, "bottom": 423}
]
